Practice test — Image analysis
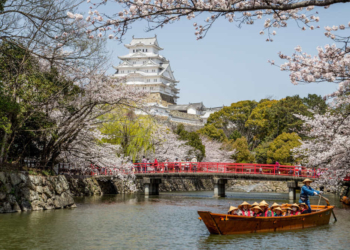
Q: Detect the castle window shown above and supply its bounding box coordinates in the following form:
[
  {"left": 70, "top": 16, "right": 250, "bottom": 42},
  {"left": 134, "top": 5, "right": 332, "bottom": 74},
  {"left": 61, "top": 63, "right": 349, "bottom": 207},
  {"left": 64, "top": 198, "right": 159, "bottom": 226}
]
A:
[
  {"left": 146, "top": 70, "right": 148, "bottom": 72},
  {"left": 153, "top": 79, "right": 157, "bottom": 82},
  {"left": 133, "top": 50, "right": 135, "bottom": 52},
  {"left": 143, "top": 61, "right": 146, "bottom": 64},
  {"left": 152, "top": 69, "right": 156, "bottom": 72},
  {"left": 150, "top": 87, "right": 153, "bottom": 90},
  {"left": 147, "top": 79, "right": 150, "bottom": 82},
  {"left": 133, "top": 61, "right": 136, "bottom": 64},
  {"left": 146, "top": 49, "right": 148, "bottom": 52},
  {"left": 143, "top": 87, "right": 146, "bottom": 90}
]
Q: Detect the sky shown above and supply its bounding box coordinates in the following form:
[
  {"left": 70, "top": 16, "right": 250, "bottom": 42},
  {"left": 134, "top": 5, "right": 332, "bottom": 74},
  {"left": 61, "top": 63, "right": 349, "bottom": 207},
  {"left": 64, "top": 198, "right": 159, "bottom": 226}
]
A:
[{"left": 80, "top": 3, "right": 350, "bottom": 107}]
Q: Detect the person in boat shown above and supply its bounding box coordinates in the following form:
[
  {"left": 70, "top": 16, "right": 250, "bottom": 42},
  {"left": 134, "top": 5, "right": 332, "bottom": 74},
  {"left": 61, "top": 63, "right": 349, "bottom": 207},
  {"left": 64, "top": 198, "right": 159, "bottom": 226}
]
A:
[
  {"left": 290, "top": 203, "right": 301, "bottom": 215},
  {"left": 299, "top": 178, "right": 322, "bottom": 213},
  {"left": 252, "top": 206, "right": 263, "bottom": 217},
  {"left": 259, "top": 200, "right": 271, "bottom": 217},
  {"left": 238, "top": 201, "right": 253, "bottom": 216},
  {"left": 227, "top": 206, "right": 242, "bottom": 215},
  {"left": 299, "top": 203, "right": 309, "bottom": 214},
  {"left": 273, "top": 207, "right": 284, "bottom": 217},
  {"left": 270, "top": 202, "right": 280, "bottom": 213},
  {"left": 284, "top": 207, "right": 292, "bottom": 216},
  {"left": 251, "top": 202, "right": 259, "bottom": 208}
]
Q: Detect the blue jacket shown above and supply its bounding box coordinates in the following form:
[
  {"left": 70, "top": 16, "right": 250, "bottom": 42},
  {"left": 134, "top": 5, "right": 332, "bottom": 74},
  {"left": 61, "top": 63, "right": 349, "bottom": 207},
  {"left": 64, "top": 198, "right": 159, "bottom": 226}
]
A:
[{"left": 300, "top": 185, "right": 319, "bottom": 199}]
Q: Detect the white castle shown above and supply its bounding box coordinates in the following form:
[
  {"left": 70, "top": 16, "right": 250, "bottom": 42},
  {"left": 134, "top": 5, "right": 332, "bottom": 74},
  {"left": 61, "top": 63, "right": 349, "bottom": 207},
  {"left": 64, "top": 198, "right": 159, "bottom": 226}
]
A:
[{"left": 113, "top": 36, "right": 222, "bottom": 126}]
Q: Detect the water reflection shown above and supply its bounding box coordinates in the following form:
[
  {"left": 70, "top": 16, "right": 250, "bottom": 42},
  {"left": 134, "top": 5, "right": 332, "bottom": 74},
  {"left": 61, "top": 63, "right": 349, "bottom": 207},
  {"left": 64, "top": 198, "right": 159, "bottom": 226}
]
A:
[{"left": 0, "top": 191, "right": 349, "bottom": 250}]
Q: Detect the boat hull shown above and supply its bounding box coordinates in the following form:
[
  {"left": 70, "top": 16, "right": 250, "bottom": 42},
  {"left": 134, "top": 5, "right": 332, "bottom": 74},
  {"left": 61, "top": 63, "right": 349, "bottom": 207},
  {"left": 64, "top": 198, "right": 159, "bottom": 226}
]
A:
[{"left": 198, "top": 205, "right": 334, "bottom": 235}]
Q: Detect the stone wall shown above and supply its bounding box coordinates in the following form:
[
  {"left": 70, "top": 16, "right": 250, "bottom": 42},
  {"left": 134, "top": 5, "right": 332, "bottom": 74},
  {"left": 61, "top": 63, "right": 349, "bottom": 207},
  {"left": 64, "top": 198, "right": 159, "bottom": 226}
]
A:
[
  {"left": 0, "top": 172, "right": 75, "bottom": 213},
  {"left": 66, "top": 176, "right": 103, "bottom": 196}
]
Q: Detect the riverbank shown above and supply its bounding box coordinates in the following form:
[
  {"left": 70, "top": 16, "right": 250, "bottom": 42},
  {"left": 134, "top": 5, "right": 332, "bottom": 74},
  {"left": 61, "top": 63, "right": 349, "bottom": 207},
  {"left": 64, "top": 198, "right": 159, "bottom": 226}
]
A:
[
  {"left": 1, "top": 172, "right": 340, "bottom": 213},
  {"left": 0, "top": 172, "right": 75, "bottom": 213}
]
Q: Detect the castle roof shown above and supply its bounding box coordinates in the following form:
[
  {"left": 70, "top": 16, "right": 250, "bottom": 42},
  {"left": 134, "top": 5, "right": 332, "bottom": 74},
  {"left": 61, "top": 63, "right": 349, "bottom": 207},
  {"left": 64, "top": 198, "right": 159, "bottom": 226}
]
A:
[{"left": 125, "top": 36, "right": 163, "bottom": 50}]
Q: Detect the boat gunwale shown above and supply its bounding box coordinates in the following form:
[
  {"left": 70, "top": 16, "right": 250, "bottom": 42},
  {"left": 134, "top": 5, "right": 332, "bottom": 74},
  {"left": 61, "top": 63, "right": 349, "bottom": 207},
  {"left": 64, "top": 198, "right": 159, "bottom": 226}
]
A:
[{"left": 199, "top": 205, "right": 334, "bottom": 220}]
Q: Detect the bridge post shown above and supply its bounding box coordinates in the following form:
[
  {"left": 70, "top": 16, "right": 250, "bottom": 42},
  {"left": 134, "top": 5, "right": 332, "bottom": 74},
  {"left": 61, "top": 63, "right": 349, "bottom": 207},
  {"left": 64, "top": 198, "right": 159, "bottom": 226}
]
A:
[
  {"left": 287, "top": 181, "right": 298, "bottom": 201},
  {"left": 143, "top": 178, "right": 162, "bottom": 196},
  {"left": 213, "top": 178, "right": 227, "bottom": 197}
]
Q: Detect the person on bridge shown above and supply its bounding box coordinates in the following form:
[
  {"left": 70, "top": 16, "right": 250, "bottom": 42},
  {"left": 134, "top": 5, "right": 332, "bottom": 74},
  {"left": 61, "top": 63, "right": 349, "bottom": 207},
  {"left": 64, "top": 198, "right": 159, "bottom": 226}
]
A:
[
  {"left": 228, "top": 206, "right": 241, "bottom": 215},
  {"left": 141, "top": 156, "right": 147, "bottom": 173},
  {"left": 238, "top": 201, "right": 253, "bottom": 216},
  {"left": 275, "top": 161, "right": 280, "bottom": 174},
  {"left": 154, "top": 158, "right": 158, "bottom": 172},
  {"left": 299, "top": 178, "right": 323, "bottom": 213},
  {"left": 290, "top": 203, "right": 300, "bottom": 215},
  {"left": 191, "top": 157, "right": 197, "bottom": 172},
  {"left": 164, "top": 158, "right": 169, "bottom": 172},
  {"left": 174, "top": 158, "right": 179, "bottom": 172},
  {"left": 259, "top": 200, "right": 271, "bottom": 217}
]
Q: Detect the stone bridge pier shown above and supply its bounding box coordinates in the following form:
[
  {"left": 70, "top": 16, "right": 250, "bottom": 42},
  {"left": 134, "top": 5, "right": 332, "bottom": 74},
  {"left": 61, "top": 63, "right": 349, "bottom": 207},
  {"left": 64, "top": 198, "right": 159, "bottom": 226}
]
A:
[
  {"left": 143, "top": 178, "right": 162, "bottom": 196},
  {"left": 213, "top": 178, "right": 227, "bottom": 197},
  {"left": 287, "top": 180, "right": 299, "bottom": 201}
]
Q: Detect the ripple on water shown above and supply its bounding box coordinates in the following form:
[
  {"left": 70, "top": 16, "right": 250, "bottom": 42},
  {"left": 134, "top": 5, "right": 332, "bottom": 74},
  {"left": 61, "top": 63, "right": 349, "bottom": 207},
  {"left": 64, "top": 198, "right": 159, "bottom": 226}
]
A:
[{"left": 0, "top": 192, "right": 350, "bottom": 250}]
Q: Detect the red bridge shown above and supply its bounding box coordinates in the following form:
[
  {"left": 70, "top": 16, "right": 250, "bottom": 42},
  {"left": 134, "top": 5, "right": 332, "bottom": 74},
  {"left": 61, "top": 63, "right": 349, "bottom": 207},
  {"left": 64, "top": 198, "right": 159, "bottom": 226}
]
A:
[{"left": 89, "top": 162, "right": 325, "bottom": 199}]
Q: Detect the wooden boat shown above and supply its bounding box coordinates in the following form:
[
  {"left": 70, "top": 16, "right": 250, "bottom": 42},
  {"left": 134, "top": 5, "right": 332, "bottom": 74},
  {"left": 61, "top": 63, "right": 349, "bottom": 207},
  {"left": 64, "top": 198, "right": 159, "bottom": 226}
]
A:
[{"left": 198, "top": 204, "right": 335, "bottom": 235}]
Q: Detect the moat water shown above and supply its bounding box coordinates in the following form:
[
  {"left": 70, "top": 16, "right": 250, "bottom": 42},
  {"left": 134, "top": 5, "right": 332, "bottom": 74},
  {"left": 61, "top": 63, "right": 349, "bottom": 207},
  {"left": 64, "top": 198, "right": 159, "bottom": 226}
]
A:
[{"left": 1, "top": 191, "right": 350, "bottom": 249}]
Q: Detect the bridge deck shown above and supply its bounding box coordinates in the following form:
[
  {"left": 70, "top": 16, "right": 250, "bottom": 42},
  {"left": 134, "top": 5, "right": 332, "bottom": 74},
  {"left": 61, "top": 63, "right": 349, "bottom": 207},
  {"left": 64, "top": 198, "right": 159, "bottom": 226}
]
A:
[{"left": 134, "top": 172, "right": 311, "bottom": 182}]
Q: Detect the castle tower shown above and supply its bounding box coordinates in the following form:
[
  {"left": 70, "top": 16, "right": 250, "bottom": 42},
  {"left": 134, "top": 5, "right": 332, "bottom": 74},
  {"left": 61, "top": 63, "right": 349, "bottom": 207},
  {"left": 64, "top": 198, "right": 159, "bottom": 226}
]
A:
[{"left": 113, "top": 36, "right": 180, "bottom": 105}]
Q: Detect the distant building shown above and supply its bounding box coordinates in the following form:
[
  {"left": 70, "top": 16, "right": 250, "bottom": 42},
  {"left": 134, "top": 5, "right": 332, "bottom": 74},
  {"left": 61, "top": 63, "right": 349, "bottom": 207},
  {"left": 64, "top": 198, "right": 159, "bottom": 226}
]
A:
[
  {"left": 113, "top": 35, "right": 179, "bottom": 105},
  {"left": 112, "top": 36, "right": 222, "bottom": 126}
]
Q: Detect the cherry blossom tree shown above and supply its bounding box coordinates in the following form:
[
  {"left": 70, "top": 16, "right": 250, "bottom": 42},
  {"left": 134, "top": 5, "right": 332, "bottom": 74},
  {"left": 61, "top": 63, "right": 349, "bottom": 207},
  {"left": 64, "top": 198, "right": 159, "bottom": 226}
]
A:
[
  {"left": 42, "top": 68, "right": 147, "bottom": 168},
  {"left": 149, "top": 125, "right": 197, "bottom": 161},
  {"left": 293, "top": 99, "right": 350, "bottom": 191},
  {"left": 64, "top": 0, "right": 349, "bottom": 41},
  {"left": 200, "top": 136, "right": 236, "bottom": 162}
]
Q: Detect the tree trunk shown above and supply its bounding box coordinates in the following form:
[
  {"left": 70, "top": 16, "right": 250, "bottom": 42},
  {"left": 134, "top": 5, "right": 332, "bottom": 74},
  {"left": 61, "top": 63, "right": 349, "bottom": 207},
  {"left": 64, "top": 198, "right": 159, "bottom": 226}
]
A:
[{"left": 0, "top": 132, "right": 8, "bottom": 163}]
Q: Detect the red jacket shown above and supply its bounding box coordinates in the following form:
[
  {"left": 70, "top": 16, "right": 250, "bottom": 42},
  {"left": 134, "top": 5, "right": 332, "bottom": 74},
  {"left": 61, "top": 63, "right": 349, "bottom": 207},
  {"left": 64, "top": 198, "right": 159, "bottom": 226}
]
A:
[{"left": 154, "top": 159, "right": 158, "bottom": 167}]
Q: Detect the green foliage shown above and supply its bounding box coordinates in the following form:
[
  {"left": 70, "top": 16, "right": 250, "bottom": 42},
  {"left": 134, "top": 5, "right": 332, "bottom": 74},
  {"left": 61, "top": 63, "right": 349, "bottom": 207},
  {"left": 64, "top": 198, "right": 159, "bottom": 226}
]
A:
[
  {"left": 175, "top": 124, "right": 205, "bottom": 161},
  {"left": 205, "top": 95, "right": 322, "bottom": 163},
  {"left": 266, "top": 132, "right": 302, "bottom": 165},
  {"left": 228, "top": 130, "right": 242, "bottom": 141},
  {"left": 207, "top": 100, "right": 257, "bottom": 143},
  {"left": 254, "top": 141, "right": 272, "bottom": 164},
  {"left": 99, "top": 109, "right": 155, "bottom": 161},
  {"left": 245, "top": 99, "right": 279, "bottom": 143},
  {"left": 0, "top": 42, "right": 82, "bottom": 164},
  {"left": 302, "top": 94, "right": 327, "bottom": 115},
  {"left": 269, "top": 96, "right": 311, "bottom": 137},
  {"left": 197, "top": 124, "right": 227, "bottom": 142},
  {"left": 231, "top": 137, "right": 255, "bottom": 163},
  {"left": 0, "top": 0, "right": 6, "bottom": 12}
]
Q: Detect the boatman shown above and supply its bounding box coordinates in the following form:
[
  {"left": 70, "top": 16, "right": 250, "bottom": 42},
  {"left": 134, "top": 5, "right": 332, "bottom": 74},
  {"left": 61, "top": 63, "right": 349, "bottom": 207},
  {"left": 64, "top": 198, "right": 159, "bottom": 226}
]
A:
[{"left": 299, "top": 178, "right": 323, "bottom": 213}]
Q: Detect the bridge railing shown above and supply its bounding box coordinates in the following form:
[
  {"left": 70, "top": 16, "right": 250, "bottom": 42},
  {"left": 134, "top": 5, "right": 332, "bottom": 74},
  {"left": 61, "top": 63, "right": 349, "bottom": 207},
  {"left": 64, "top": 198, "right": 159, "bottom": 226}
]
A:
[{"left": 131, "top": 162, "right": 320, "bottom": 178}]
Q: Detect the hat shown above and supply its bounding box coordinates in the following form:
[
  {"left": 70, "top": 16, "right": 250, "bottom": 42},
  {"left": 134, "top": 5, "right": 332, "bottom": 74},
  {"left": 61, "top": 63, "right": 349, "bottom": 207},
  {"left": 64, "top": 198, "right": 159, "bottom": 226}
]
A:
[
  {"left": 251, "top": 202, "right": 259, "bottom": 207},
  {"left": 302, "top": 178, "right": 313, "bottom": 183},
  {"left": 270, "top": 202, "right": 280, "bottom": 210},
  {"left": 299, "top": 203, "right": 309, "bottom": 210},
  {"left": 238, "top": 201, "right": 252, "bottom": 209},
  {"left": 291, "top": 203, "right": 300, "bottom": 209},
  {"left": 285, "top": 207, "right": 292, "bottom": 210},
  {"left": 259, "top": 200, "right": 269, "bottom": 207},
  {"left": 252, "top": 206, "right": 262, "bottom": 212},
  {"left": 228, "top": 206, "right": 239, "bottom": 213},
  {"left": 274, "top": 207, "right": 283, "bottom": 213}
]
